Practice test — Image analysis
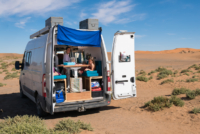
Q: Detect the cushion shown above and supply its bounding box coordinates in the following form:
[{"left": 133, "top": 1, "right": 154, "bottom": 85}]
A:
[
  {"left": 85, "top": 70, "right": 98, "bottom": 74},
  {"left": 95, "top": 61, "right": 102, "bottom": 76},
  {"left": 54, "top": 75, "right": 67, "bottom": 80},
  {"left": 82, "top": 73, "right": 99, "bottom": 77}
]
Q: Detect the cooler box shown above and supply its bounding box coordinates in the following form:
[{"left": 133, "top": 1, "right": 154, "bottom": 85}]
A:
[
  {"left": 70, "top": 77, "right": 83, "bottom": 93},
  {"left": 92, "top": 87, "right": 102, "bottom": 92},
  {"left": 56, "top": 89, "right": 64, "bottom": 103}
]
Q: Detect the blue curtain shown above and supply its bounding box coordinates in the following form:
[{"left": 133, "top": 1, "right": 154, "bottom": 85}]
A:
[{"left": 57, "top": 25, "right": 101, "bottom": 47}]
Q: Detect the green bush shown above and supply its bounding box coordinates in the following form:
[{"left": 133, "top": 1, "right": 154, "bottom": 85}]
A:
[
  {"left": 53, "top": 119, "right": 93, "bottom": 134},
  {"left": 184, "top": 73, "right": 190, "bottom": 76},
  {"left": 172, "top": 88, "right": 190, "bottom": 95},
  {"left": 186, "top": 78, "right": 198, "bottom": 82},
  {"left": 144, "top": 96, "right": 173, "bottom": 112},
  {"left": 3, "top": 69, "right": 8, "bottom": 72},
  {"left": 138, "top": 70, "right": 146, "bottom": 76},
  {"left": 0, "top": 115, "right": 93, "bottom": 134},
  {"left": 181, "top": 69, "right": 191, "bottom": 73},
  {"left": 0, "top": 83, "right": 6, "bottom": 87},
  {"left": 156, "top": 67, "right": 167, "bottom": 72},
  {"left": 0, "top": 62, "right": 8, "bottom": 69},
  {"left": 0, "top": 115, "right": 49, "bottom": 134},
  {"left": 192, "top": 108, "right": 200, "bottom": 114},
  {"left": 157, "top": 70, "right": 172, "bottom": 80},
  {"left": 4, "top": 72, "right": 19, "bottom": 80},
  {"left": 136, "top": 76, "right": 149, "bottom": 82},
  {"left": 161, "top": 79, "right": 174, "bottom": 85},
  {"left": 11, "top": 67, "right": 16, "bottom": 71},
  {"left": 148, "top": 76, "right": 153, "bottom": 80},
  {"left": 195, "top": 89, "right": 200, "bottom": 96},
  {"left": 169, "top": 96, "right": 184, "bottom": 107},
  {"left": 148, "top": 70, "right": 157, "bottom": 75},
  {"left": 186, "top": 90, "right": 196, "bottom": 99},
  {"left": 188, "top": 64, "right": 198, "bottom": 69}
]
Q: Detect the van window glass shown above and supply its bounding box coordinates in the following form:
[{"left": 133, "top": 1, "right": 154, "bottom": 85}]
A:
[
  {"left": 25, "top": 52, "right": 30, "bottom": 66},
  {"left": 119, "top": 52, "right": 131, "bottom": 62},
  {"left": 28, "top": 52, "right": 32, "bottom": 65}
]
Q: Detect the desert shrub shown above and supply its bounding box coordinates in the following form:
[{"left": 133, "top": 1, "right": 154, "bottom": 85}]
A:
[
  {"left": 197, "top": 71, "right": 200, "bottom": 73},
  {"left": 174, "top": 70, "right": 178, "bottom": 74},
  {"left": 144, "top": 96, "right": 173, "bottom": 112},
  {"left": 183, "top": 73, "right": 190, "bottom": 76},
  {"left": 161, "top": 79, "right": 174, "bottom": 85},
  {"left": 181, "top": 69, "right": 191, "bottom": 73},
  {"left": 169, "top": 96, "right": 184, "bottom": 107},
  {"left": 0, "top": 83, "right": 6, "bottom": 87},
  {"left": 8, "top": 61, "right": 16, "bottom": 66},
  {"left": 186, "top": 78, "right": 198, "bottom": 82},
  {"left": 157, "top": 70, "right": 172, "bottom": 80},
  {"left": 148, "top": 70, "right": 157, "bottom": 75},
  {"left": 53, "top": 119, "right": 93, "bottom": 134},
  {"left": 138, "top": 70, "right": 146, "bottom": 76},
  {"left": 195, "top": 89, "right": 200, "bottom": 96},
  {"left": 186, "top": 90, "right": 196, "bottom": 99},
  {"left": 0, "top": 62, "right": 8, "bottom": 69},
  {"left": 172, "top": 88, "right": 190, "bottom": 95},
  {"left": 188, "top": 64, "right": 198, "bottom": 69},
  {"left": 157, "top": 74, "right": 168, "bottom": 80},
  {"left": 149, "top": 76, "right": 153, "bottom": 80},
  {"left": 192, "top": 108, "right": 200, "bottom": 114},
  {"left": 0, "top": 71, "right": 2, "bottom": 74},
  {"left": 3, "top": 69, "right": 8, "bottom": 72},
  {"left": 0, "top": 115, "right": 49, "bottom": 134},
  {"left": 136, "top": 76, "right": 149, "bottom": 82},
  {"left": 155, "top": 67, "right": 167, "bottom": 72},
  {"left": 11, "top": 67, "right": 16, "bottom": 71},
  {"left": 4, "top": 72, "right": 19, "bottom": 80},
  {"left": 192, "top": 75, "right": 198, "bottom": 78}
]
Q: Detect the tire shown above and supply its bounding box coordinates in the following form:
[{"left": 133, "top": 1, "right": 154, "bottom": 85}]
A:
[
  {"left": 36, "top": 96, "right": 47, "bottom": 117},
  {"left": 19, "top": 83, "right": 26, "bottom": 98}
]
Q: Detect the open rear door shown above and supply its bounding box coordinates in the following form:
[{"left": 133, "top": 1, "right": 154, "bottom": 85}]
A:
[{"left": 111, "top": 31, "right": 136, "bottom": 100}]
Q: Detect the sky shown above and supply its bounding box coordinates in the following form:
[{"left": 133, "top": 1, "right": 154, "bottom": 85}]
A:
[{"left": 0, "top": 0, "right": 200, "bottom": 54}]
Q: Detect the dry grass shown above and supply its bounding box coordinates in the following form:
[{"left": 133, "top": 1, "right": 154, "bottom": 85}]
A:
[
  {"left": 192, "top": 108, "right": 200, "bottom": 114},
  {"left": 172, "top": 88, "right": 190, "bottom": 95},
  {"left": 186, "top": 78, "right": 198, "bottom": 82},
  {"left": 0, "top": 83, "right": 6, "bottom": 87},
  {"left": 4, "top": 72, "right": 19, "bottom": 80}
]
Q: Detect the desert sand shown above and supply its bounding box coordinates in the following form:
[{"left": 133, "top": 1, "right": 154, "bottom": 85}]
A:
[{"left": 0, "top": 48, "right": 200, "bottom": 134}]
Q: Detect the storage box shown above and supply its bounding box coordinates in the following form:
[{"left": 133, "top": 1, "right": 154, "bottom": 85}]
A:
[
  {"left": 92, "top": 87, "right": 102, "bottom": 91},
  {"left": 66, "top": 91, "right": 91, "bottom": 102},
  {"left": 79, "top": 19, "right": 99, "bottom": 30},
  {"left": 45, "top": 17, "right": 63, "bottom": 27},
  {"left": 70, "top": 77, "right": 83, "bottom": 93},
  {"left": 92, "top": 91, "right": 103, "bottom": 98},
  {"left": 56, "top": 89, "right": 65, "bottom": 103}
]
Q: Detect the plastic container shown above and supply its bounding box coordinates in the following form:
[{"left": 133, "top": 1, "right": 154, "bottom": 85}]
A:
[
  {"left": 92, "top": 91, "right": 103, "bottom": 98},
  {"left": 56, "top": 89, "right": 64, "bottom": 103},
  {"left": 63, "top": 62, "right": 75, "bottom": 65},
  {"left": 91, "top": 81, "right": 100, "bottom": 88}
]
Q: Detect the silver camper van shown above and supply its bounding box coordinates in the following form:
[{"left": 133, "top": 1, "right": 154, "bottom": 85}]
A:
[{"left": 15, "top": 17, "right": 136, "bottom": 116}]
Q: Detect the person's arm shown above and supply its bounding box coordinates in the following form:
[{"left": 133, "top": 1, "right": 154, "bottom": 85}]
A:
[
  {"left": 85, "top": 64, "right": 95, "bottom": 71},
  {"left": 63, "top": 54, "right": 66, "bottom": 63}
]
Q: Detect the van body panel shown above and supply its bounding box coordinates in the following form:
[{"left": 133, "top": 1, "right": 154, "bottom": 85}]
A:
[{"left": 111, "top": 32, "right": 136, "bottom": 100}]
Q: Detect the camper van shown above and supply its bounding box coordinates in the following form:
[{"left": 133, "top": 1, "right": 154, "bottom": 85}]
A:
[{"left": 15, "top": 17, "right": 136, "bottom": 116}]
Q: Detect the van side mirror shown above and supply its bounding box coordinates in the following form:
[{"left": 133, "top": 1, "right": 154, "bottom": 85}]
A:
[{"left": 15, "top": 61, "right": 22, "bottom": 70}]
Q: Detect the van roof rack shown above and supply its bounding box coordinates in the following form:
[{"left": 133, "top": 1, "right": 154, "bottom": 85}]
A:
[{"left": 30, "top": 26, "right": 50, "bottom": 39}]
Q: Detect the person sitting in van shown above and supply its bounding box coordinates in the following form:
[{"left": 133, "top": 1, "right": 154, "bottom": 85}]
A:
[
  {"left": 53, "top": 67, "right": 61, "bottom": 76},
  {"left": 63, "top": 47, "right": 71, "bottom": 63},
  {"left": 79, "top": 57, "right": 95, "bottom": 75}
]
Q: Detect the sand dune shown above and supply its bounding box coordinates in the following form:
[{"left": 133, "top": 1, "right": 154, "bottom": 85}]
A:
[{"left": 135, "top": 48, "right": 200, "bottom": 54}]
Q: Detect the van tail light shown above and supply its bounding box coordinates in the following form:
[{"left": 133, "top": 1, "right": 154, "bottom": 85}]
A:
[
  {"left": 107, "top": 71, "right": 111, "bottom": 91},
  {"left": 42, "top": 74, "right": 47, "bottom": 97}
]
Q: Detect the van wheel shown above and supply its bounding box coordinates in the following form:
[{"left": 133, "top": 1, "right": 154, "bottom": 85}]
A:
[
  {"left": 36, "top": 96, "right": 47, "bottom": 117},
  {"left": 20, "top": 84, "right": 25, "bottom": 98}
]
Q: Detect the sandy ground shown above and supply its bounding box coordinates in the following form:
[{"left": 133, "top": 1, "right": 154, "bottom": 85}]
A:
[{"left": 0, "top": 49, "right": 200, "bottom": 134}]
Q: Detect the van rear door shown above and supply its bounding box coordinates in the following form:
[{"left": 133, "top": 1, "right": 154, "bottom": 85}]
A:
[{"left": 111, "top": 31, "right": 136, "bottom": 100}]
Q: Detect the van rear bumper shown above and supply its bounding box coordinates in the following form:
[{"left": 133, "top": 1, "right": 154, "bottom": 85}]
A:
[{"left": 54, "top": 99, "right": 110, "bottom": 113}]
